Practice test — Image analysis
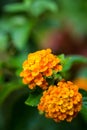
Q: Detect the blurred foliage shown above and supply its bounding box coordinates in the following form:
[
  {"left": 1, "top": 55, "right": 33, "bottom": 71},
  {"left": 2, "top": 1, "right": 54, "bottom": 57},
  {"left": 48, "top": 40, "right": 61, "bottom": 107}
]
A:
[{"left": 0, "top": 0, "right": 87, "bottom": 130}]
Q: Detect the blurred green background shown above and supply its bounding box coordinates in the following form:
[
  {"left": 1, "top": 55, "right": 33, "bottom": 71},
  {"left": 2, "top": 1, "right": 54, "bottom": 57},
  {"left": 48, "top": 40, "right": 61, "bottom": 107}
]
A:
[{"left": 0, "top": 0, "right": 87, "bottom": 130}]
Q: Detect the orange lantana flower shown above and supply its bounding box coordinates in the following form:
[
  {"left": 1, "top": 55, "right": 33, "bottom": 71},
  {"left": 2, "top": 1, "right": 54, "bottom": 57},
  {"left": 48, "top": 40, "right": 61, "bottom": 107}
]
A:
[
  {"left": 38, "top": 81, "right": 82, "bottom": 122},
  {"left": 20, "top": 49, "right": 62, "bottom": 89},
  {"left": 74, "top": 78, "right": 87, "bottom": 91}
]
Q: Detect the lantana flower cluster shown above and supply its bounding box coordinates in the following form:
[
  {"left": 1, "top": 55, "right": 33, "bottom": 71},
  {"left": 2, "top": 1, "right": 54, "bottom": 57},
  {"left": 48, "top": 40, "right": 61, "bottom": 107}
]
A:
[
  {"left": 38, "top": 81, "right": 82, "bottom": 122},
  {"left": 20, "top": 49, "right": 62, "bottom": 89},
  {"left": 20, "top": 49, "right": 82, "bottom": 122}
]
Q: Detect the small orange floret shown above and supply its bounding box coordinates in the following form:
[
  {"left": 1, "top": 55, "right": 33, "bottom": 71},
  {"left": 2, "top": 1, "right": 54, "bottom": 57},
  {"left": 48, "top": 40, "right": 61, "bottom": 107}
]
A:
[
  {"left": 20, "top": 49, "right": 62, "bottom": 89},
  {"left": 38, "top": 81, "right": 82, "bottom": 122}
]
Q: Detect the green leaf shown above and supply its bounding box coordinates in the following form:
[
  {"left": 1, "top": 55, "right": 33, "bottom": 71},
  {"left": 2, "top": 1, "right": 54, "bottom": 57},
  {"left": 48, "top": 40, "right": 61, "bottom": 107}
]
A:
[
  {"left": 11, "top": 22, "right": 33, "bottom": 50},
  {"left": 25, "top": 93, "right": 42, "bottom": 107},
  {"left": 58, "top": 54, "right": 65, "bottom": 65},
  {"left": 4, "top": 3, "right": 27, "bottom": 13},
  {"left": 29, "top": 0, "right": 58, "bottom": 17},
  {"left": 0, "top": 19, "right": 11, "bottom": 32},
  {"left": 0, "top": 81, "right": 22, "bottom": 105},
  {"left": 0, "top": 33, "right": 8, "bottom": 51},
  {"left": 9, "top": 16, "right": 27, "bottom": 26},
  {"left": 76, "top": 67, "right": 87, "bottom": 78},
  {"left": 62, "top": 55, "right": 87, "bottom": 72},
  {"left": 83, "top": 97, "right": 87, "bottom": 108},
  {"left": 80, "top": 90, "right": 87, "bottom": 121},
  {"left": 80, "top": 96, "right": 87, "bottom": 121},
  {"left": 80, "top": 106, "right": 87, "bottom": 122}
]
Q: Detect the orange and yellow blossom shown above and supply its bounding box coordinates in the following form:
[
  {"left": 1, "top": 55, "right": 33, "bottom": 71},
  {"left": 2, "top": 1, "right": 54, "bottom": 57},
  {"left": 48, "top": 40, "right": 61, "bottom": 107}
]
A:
[
  {"left": 74, "top": 78, "right": 87, "bottom": 91},
  {"left": 20, "top": 49, "right": 62, "bottom": 89},
  {"left": 38, "top": 81, "right": 82, "bottom": 122}
]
